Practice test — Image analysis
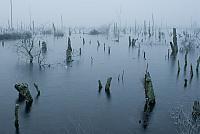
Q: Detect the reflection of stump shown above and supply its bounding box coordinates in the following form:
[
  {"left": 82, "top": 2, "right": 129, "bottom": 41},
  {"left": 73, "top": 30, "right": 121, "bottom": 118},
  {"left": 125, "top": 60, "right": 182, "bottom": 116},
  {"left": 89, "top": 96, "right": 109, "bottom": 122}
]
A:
[{"left": 14, "top": 83, "right": 33, "bottom": 106}]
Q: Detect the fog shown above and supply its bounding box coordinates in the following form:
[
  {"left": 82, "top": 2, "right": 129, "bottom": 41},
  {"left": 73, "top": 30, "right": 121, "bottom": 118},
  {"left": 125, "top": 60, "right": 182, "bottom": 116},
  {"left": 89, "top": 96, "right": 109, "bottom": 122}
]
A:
[{"left": 0, "top": 0, "right": 200, "bottom": 27}]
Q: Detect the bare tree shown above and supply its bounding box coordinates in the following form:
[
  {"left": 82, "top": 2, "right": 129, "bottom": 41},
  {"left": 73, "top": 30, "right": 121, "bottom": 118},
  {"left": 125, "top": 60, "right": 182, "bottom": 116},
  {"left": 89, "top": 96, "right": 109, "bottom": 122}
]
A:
[{"left": 16, "top": 38, "right": 46, "bottom": 66}]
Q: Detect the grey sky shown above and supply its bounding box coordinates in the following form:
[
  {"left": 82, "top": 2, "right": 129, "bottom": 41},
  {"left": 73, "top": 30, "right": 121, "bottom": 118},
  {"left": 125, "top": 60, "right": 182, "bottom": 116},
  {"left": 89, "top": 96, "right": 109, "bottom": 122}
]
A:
[{"left": 0, "top": 0, "right": 200, "bottom": 27}]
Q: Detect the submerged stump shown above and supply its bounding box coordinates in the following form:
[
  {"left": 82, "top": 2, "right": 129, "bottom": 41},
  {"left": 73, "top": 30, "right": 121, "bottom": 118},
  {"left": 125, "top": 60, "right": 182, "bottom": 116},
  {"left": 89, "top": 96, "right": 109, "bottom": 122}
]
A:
[
  {"left": 105, "top": 77, "right": 112, "bottom": 92},
  {"left": 98, "top": 80, "right": 103, "bottom": 92},
  {"left": 144, "top": 72, "right": 155, "bottom": 105},
  {"left": 196, "top": 56, "right": 200, "bottom": 72},
  {"left": 41, "top": 41, "right": 47, "bottom": 53},
  {"left": 170, "top": 28, "right": 178, "bottom": 55},
  {"left": 15, "top": 104, "right": 19, "bottom": 130},
  {"left": 66, "top": 37, "right": 73, "bottom": 63},
  {"left": 14, "top": 83, "right": 33, "bottom": 105}
]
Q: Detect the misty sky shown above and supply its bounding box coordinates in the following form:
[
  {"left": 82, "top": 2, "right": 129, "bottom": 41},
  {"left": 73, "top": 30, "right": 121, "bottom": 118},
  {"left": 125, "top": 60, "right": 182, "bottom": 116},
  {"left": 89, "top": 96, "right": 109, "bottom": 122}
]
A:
[{"left": 0, "top": 0, "right": 200, "bottom": 28}]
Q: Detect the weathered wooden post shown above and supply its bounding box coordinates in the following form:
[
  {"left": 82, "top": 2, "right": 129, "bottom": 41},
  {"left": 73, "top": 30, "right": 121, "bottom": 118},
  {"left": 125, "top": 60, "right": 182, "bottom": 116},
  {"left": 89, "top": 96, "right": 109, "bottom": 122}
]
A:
[
  {"left": 167, "top": 49, "right": 170, "bottom": 59},
  {"left": 184, "top": 79, "right": 187, "bottom": 87},
  {"left": 144, "top": 51, "right": 146, "bottom": 59},
  {"left": 79, "top": 48, "right": 81, "bottom": 56},
  {"left": 15, "top": 104, "right": 19, "bottom": 130},
  {"left": 105, "top": 77, "right": 112, "bottom": 92},
  {"left": 190, "top": 64, "right": 193, "bottom": 79},
  {"left": 144, "top": 71, "right": 155, "bottom": 105},
  {"left": 66, "top": 37, "right": 72, "bottom": 62},
  {"left": 173, "top": 28, "right": 178, "bottom": 51},
  {"left": 170, "top": 28, "right": 178, "bottom": 55},
  {"left": 184, "top": 51, "right": 188, "bottom": 71},
  {"left": 129, "top": 36, "right": 131, "bottom": 47},
  {"left": 177, "top": 60, "right": 180, "bottom": 75},
  {"left": 14, "top": 83, "right": 33, "bottom": 105},
  {"left": 42, "top": 41, "right": 47, "bottom": 53},
  {"left": 122, "top": 70, "right": 125, "bottom": 82},
  {"left": 97, "top": 40, "right": 100, "bottom": 47},
  {"left": 98, "top": 80, "right": 103, "bottom": 91},
  {"left": 118, "top": 74, "right": 120, "bottom": 82},
  {"left": 33, "top": 83, "right": 40, "bottom": 96},
  {"left": 108, "top": 47, "right": 111, "bottom": 55},
  {"left": 83, "top": 38, "right": 85, "bottom": 45},
  {"left": 132, "top": 38, "right": 136, "bottom": 47},
  {"left": 196, "top": 56, "right": 200, "bottom": 72},
  {"left": 2, "top": 41, "right": 4, "bottom": 47}
]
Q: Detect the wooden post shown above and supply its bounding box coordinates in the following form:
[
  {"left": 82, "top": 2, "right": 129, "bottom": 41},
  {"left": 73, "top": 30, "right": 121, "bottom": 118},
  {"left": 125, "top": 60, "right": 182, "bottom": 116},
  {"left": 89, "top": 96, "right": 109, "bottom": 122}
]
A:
[
  {"left": 184, "top": 51, "right": 188, "bottom": 71},
  {"left": 170, "top": 28, "right": 178, "bottom": 55},
  {"left": 144, "top": 51, "right": 146, "bottom": 59},
  {"left": 97, "top": 40, "right": 100, "bottom": 47},
  {"left": 66, "top": 37, "right": 72, "bottom": 62},
  {"left": 177, "top": 60, "right": 180, "bottom": 75},
  {"left": 98, "top": 80, "right": 102, "bottom": 90},
  {"left": 184, "top": 79, "right": 187, "bottom": 87},
  {"left": 15, "top": 104, "right": 19, "bottom": 129},
  {"left": 190, "top": 64, "right": 193, "bottom": 79},
  {"left": 105, "top": 77, "right": 112, "bottom": 92},
  {"left": 196, "top": 56, "right": 200, "bottom": 72},
  {"left": 167, "top": 49, "right": 170, "bottom": 59},
  {"left": 33, "top": 83, "right": 40, "bottom": 96},
  {"left": 83, "top": 38, "right": 85, "bottom": 45},
  {"left": 129, "top": 36, "right": 131, "bottom": 47},
  {"left": 108, "top": 47, "right": 111, "bottom": 55},
  {"left": 173, "top": 28, "right": 178, "bottom": 53},
  {"left": 144, "top": 71, "right": 155, "bottom": 105},
  {"left": 79, "top": 48, "right": 81, "bottom": 56}
]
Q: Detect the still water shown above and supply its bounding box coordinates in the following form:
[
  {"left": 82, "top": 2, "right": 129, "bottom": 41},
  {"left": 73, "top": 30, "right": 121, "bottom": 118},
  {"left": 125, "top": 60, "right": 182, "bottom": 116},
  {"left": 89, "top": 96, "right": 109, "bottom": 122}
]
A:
[{"left": 0, "top": 34, "right": 199, "bottom": 134}]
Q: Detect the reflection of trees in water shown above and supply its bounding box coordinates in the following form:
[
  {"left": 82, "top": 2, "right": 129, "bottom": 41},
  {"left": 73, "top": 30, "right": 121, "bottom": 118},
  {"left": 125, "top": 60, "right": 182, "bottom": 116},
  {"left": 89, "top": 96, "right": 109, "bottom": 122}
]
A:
[{"left": 171, "top": 105, "right": 200, "bottom": 134}]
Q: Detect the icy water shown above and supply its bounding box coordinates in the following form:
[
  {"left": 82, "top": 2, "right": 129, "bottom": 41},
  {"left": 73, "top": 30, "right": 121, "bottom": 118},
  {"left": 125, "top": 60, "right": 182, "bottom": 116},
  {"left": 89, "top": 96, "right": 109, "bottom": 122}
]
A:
[{"left": 0, "top": 34, "right": 200, "bottom": 134}]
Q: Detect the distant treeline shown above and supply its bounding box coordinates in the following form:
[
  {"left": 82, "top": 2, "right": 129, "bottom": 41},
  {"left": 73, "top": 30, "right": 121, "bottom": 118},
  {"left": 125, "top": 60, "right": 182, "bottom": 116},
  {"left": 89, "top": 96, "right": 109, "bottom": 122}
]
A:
[{"left": 0, "top": 32, "right": 32, "bottom": 40}]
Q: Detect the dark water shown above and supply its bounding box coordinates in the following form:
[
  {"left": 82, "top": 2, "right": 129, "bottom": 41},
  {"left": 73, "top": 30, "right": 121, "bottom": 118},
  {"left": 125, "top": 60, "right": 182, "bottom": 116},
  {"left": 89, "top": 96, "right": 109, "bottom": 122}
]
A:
[{"left": 0, "top": 34, "right": 199, "bottom": 134}]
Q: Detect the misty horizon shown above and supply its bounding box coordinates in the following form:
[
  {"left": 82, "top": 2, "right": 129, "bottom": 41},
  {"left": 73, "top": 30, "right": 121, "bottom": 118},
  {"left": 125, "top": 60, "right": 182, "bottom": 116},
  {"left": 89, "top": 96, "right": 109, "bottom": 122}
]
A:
[{"left": 0, "top": 0, "right": 200, "bottom": 28}]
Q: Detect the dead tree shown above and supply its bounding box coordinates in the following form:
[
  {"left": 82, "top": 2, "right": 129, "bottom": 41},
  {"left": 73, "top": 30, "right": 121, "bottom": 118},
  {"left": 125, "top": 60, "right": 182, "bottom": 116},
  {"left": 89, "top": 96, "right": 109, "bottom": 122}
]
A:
[
  {"left": 170, "top": 28, "right": 178, "bottom": 55},
  {"left": 16, "top": 38, "right": 44, "bottom": 65}
]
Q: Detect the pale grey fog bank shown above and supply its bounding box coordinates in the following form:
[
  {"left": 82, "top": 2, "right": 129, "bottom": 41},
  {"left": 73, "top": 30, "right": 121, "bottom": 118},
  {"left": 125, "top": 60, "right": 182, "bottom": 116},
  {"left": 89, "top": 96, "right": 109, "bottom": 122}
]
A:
[{"left": 0, "top": 0, "right": 200, "bottom": 27}]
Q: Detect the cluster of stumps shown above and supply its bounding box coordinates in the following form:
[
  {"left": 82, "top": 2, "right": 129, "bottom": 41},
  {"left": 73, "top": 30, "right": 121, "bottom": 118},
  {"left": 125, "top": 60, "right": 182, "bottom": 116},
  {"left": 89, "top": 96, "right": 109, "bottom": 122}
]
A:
[{"left": 14, "top": 83, "right": 40, "bottom": 131}]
